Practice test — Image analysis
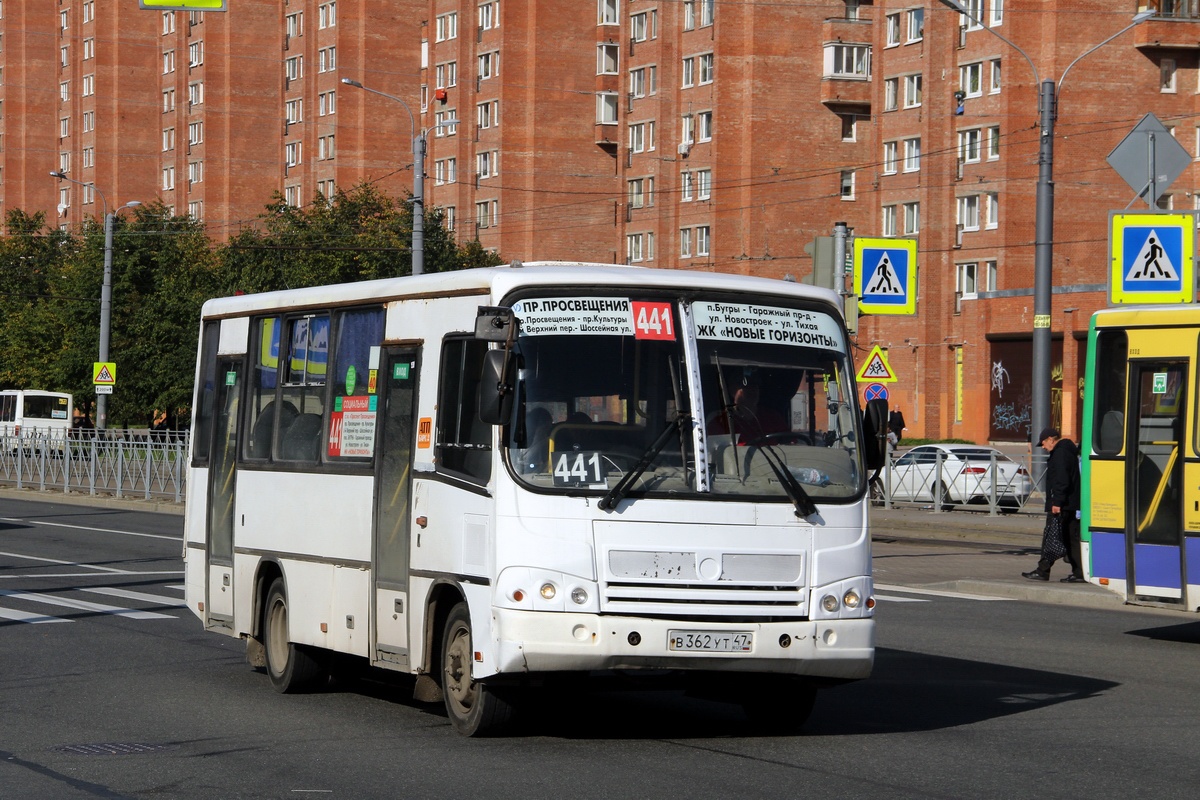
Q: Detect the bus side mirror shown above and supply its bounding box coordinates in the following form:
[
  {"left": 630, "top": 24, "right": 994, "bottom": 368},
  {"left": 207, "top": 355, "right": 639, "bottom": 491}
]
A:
[
  {"left": 475, "top": 306, "right": 519, "bottom": 342},
  {"left": 863, "top": 398, "right": 889, "bottom": 471},
  {"left": 478, "top": 349, "right": 516, "bottom": 425}
]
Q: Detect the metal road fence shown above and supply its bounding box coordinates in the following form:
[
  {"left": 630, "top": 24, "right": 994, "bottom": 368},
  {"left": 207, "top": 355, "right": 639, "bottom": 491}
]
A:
[
  {"left": 870, "top": 448, "right": 1044, "bottom": 516},
  {"left": 0, "top": 430, "right": 189, "bottom": 503}
]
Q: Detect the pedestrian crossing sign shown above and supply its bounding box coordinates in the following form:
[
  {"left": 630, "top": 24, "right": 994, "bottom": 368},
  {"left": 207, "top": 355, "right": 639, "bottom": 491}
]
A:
[
  {"left": 854, "top": 238, "right": 917, "bottom": 315},
  {"left": 1109, "top": 212, "right": 1194, "bottom": 304}
]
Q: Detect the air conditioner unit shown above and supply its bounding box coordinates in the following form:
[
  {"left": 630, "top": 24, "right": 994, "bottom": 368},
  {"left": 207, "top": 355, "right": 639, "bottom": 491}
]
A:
[{"left": 678, "top": 143, "right": 691, "bottom": 157}]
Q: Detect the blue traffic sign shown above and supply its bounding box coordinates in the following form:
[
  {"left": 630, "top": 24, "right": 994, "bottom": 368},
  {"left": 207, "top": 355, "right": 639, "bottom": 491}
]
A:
[
  {"left": 864, "top": 383, "right": 889, "bottom": 402},
  {"left": 1109, "top": 212, "right": 1194, "bottom": 304},
  {"left": 854, "top": 238, "right": 917, "bottom": 315}
]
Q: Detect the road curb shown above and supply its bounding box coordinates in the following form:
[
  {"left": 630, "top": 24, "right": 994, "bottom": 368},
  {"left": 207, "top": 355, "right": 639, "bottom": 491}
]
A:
[{"left": 0, "top": 486, "right": 184, "bottom": 516}]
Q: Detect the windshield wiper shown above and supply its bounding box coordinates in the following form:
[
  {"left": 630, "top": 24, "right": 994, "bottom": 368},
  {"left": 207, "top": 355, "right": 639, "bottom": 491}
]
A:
[
  {"left": 750, "top": 441, "right": 819, "bottom": 519},
  {"left": 599, "top": 357, "right": 692, "bottom": 512}
]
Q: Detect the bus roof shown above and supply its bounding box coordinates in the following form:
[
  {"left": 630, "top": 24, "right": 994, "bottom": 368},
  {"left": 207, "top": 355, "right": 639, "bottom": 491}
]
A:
[
  {"left": 199, "top": 262, "right": 843, "bottom": 320},
  {"left": 0, "top": 389, "right": 72, "bottom": 397},
  {"left": 1091, "top": 304, "right": 1200, "bottom": 329}
]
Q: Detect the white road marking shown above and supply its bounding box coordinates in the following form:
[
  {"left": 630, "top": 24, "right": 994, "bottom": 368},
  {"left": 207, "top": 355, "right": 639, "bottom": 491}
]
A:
[
  {"left": 873, "top": 594, "right": 929, "bottom": 603},
  {"left": 0, "top": 517, "right": 179, "bottom": 542},
  {"left": 81, "top": 587, "right": 185, "bottom": 607},
  {"left": 0, "top": 606, "right": 70, "bottom": 624},
  {"left": 874, "top": 583, "right": 1012, "bottom": 602},
  {"left": 0, "top": 589, "right": 175, "bottom": 619},
  {"left": 0, "top": 549, "right": 128, "bottom": 573},
  {"left": 0, "top": 571, "right": 183, "bottom": 579}
]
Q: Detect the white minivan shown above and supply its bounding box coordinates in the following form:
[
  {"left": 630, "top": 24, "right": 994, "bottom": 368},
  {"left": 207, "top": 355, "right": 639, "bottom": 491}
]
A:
[{"left": 0, "top": 390, "right": 75, "bottom": 453}]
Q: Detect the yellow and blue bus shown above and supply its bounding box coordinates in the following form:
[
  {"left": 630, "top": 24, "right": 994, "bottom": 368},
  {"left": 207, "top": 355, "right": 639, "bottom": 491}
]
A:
[{"left": 1082, "top": 305, "right": 1199, "bottom": 610}]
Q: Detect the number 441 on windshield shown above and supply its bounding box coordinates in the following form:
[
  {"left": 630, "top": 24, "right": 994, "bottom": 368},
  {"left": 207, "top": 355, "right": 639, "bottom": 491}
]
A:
[{"left": 633, "top": 302, "right": 675, "bottom": 341}]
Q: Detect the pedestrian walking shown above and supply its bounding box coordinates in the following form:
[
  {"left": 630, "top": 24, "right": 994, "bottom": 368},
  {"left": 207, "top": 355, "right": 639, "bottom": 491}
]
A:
[
  {"left": 888, "top": 407, "right": 907, "bottom": 444},
  {"left": 1023, "top": 427, "right": 1084, "bottom": 583}
]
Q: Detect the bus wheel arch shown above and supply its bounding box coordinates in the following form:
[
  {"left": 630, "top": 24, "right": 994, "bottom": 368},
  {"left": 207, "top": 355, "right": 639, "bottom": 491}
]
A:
[
  {"left": 439, "top": 600, "right": 515, "bottom": 736},
  {"left": 261, "top": 575, "right": 328, "bottom": 693}
]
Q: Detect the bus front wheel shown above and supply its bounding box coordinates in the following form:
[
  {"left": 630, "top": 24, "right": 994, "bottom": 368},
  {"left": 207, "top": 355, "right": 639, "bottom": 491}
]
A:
[
  {"left": 263, "top": 577, "right": 327, "bottom": 693},
  {"left": 441, "top": 602, "right": 515, "bottom": 736}
]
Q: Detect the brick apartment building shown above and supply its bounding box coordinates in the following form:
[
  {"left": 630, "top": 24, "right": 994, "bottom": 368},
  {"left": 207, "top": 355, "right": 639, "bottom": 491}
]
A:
[{"left": 0, "top": 1, "right": 1195, "bottom": 445}]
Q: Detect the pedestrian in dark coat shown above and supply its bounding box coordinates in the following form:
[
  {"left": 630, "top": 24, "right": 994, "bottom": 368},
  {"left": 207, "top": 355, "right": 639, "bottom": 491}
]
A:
[
  {"left": 888, "top": 408, "right": 907, "bottom": 444},
  {"left": 1023, "top": 427, "right": 1084, "bottom": 582}
]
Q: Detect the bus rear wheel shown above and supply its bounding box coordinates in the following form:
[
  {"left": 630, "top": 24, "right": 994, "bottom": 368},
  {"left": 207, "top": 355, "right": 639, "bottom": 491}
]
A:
[
  {"left": 441, "top": 602, "right": 515, "bottom": 736},
  {"left": 263, "top": 577, "right": 327, "bottom": 693}
]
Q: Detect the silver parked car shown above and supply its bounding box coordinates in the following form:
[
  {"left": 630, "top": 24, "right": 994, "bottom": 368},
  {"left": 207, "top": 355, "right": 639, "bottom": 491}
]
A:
[{"left": 885, "top": 444, "right": 1032, "bottom": 509}]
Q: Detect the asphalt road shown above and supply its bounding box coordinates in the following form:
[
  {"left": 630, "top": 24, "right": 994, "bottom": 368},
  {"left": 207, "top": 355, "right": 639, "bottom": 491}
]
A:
[{"left": 2, "top": 496, "right": 1199, "bottom": 799}]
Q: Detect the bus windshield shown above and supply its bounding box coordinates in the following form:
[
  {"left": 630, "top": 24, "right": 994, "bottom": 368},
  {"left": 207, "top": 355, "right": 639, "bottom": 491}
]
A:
[{"left": 504, "top": 293, "right": 863, "bottom": 503}]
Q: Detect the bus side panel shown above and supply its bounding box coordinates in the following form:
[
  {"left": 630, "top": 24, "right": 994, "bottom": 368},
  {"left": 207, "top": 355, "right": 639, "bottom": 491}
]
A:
[{"left": 235, "top": 471, "right": 373, "bottom": 563}]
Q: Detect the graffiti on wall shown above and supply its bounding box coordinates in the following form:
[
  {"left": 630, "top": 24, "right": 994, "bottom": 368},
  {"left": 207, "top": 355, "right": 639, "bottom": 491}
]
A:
[{"left": 988, "top": 339, "right": 1063, "bottom": 441}]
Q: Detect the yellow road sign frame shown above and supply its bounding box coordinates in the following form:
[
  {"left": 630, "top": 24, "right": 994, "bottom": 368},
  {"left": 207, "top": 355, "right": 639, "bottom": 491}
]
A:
[
  {"left": 856, "top": 345, "right": 897, "bottom": 384},
  {"left": 1109, "top": 211, "right": 1195, "bottom": 305},
  {"left": 93, "top": 362, "right": 117, "bottom": 386},
  {"left": 854, "top": 238, "right": 917, "bottom": 315}
]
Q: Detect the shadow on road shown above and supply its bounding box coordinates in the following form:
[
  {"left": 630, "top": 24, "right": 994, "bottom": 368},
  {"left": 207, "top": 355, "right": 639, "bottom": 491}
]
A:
[{"left": 1125, "top": 619, "right": 1200, "bottom": 644}]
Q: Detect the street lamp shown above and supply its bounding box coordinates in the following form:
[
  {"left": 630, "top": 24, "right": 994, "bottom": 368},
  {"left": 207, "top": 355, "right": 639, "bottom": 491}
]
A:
[
  {"left": 341, "top": 78, "right": 458, "bottom": 277},
  {"left": 50, "top": 170, "right": 141, "bottom": 430},
  {"left": 936, "top": 2, "right": 1153, "bottom": 448}
]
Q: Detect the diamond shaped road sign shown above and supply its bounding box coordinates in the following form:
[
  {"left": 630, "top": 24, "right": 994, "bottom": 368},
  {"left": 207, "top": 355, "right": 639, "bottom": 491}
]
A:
[{"left": 1107, "top": 113, "right": 1192, "bottom": 208}]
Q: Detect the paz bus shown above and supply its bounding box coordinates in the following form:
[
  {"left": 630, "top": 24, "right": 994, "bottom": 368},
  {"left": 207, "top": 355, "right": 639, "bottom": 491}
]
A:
[
  {"left": 1082, "top": 305, "right": 1200, "bottom": 610},
  {"left": 183, "top": 262, "right": 884, "bottom": 735},
  {"left": 0, "top": 390, "right": 74, "bottom": 453}
]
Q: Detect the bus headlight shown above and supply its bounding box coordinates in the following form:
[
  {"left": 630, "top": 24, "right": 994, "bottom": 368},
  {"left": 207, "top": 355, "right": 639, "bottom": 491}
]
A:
[
  {"left": 842, "top": 589, "right": 861, "bottom": 610},
  {"left": 539, "top": 583, "right": 557, "bottom": 600},
  {"left": 821, "top": 594, "right": 840, "bottom": 612},
  {"left": 570, "top": 587, "right": 589, "bottom": 605}
]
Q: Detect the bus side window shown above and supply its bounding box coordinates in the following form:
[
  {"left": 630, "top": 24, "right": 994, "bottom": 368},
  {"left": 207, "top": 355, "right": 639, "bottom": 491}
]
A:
[
  {"left": 437, "top": 337, "right": 492, "bottom": 485},
  {"left": 1093, "top": 330, "right": 1128, "bottom": 456}
]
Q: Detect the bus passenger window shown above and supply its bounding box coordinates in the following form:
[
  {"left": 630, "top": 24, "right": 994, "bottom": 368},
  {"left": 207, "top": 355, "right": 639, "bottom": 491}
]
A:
[
  {"left": 1093, "top": 331, "right": 1128, "bottom": 455},
  {"left": 437, "top": 337, "right": 491, "bottom": 484}
]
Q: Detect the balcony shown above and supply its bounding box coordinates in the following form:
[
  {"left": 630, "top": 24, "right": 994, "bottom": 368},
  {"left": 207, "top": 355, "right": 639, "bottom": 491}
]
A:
[
  {"left": 1135, "top": 2, "right": 1200, "bottom": 49},
  {"left": 821, "top": 77, "right": 871, "bottom": 108}
]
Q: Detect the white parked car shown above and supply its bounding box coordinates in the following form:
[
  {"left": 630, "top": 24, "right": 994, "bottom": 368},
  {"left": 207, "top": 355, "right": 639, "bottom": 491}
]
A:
[{"left": 884, "top": 444, "right": 1032, "bottom": 510}]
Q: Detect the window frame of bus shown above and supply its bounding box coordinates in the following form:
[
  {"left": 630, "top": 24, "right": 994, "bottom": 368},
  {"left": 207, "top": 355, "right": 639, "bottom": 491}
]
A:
[
  {"left": 435, "top": 335, "right": 492, "bottom": 486},
  {"left": 191, "top": 321, "right": 222, "bottom": 465},
  {"left": 1091, "top": 329, "right": 1128, "bottom": 457}
]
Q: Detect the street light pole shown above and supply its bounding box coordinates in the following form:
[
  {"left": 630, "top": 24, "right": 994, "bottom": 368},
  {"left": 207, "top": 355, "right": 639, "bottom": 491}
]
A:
[
  {"left": 936, "top": 2, "right": 1152, "bottom": 447},
  {"left": 50, "top": 170, "right": 140, "bottom": 430},
  {"left": 340, "top": 78, "right": 425, "bottom": 276}
]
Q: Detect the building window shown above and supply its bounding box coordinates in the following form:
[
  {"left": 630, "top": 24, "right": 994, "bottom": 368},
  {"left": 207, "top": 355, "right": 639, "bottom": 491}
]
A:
[
  {"left": 84, "top": 2, "right": 96, "bottom": 24},
  {"left": 990, "top": 59, "right": 1001, "bottom": 93},
  {"left": 696, "top": 225, "right": 711, "bottom": 256},
  {"left": 882, "top": 141, "right": 898, "bottom": 175},
  {"left": 285, "top": 142, "right": 301, "bottom": 167},
  {"left": 59, "top": 152, "right": 71, "bottom": 174},
  {"left": 963, "top": 0, "right": 982, "bottom": 30},
  {"left": 319, "top": 134, "right": 336, "bottom": 160},
  {"left": 885, "top": 13, "right": 901, "bottom": 46},
  {"left": 82, "top": 146, "right": 94, "bottom": 168},
  {"left": 957, "top": 262, "right": 978, "bottom": 300},
  {"left": 631, "top": 12, "right": 649, "bottom": 42},
  {"left": 188, "top": 201, "right": 203, "bottom": 220},
  {"left": 60, "top": 117, "right": 70, "bottom": 137},
  {"left": 987, "top": 126, "right": 1001, "bottom": 160},
  {"left": 630, "top": 67, "right": 647, "bottom": 98},
  {"left": 907, "top": 7, "right": 923, "bottom": 40},
  {"left": 957, "top": 195, "right": 980, "bottom": 231},
  {"left": 60, "top": 81, "right": 69, "bottom": 102},
  {"left": 60, "top": 9, "right": 68, "bottom": 29},
  {"left": 696, "top": 168, "right": 711, "bottom": 200},
  {"left": 698, "top": 53, "right": 714, "bottom": 84},
  {"left": 436, "top": 12, "right": 457, "bottom": 41},
  {"left": 681, "top": 171, "right": 693, "bottom": 202},
  {"left": 285, "top": 185, "right": 301, "bottom": 207},
  {"left": 627, "top": 233, "right": 645, "bottom": 263},
  {"left": 697, "top": 111, "right": 712, "bottom": 142},
  {"left": 627, "top": 177, "right": 653, "bottom": 208},
  {"left": 986, "top": 192, "right": 999, "bottom": 229},
  {"left": 841, "top": 170, "right": 856, "bottom": 200},
  {"left": 285, "top": 11, "right": 302, "bottom": 37},
  {"left": 1162, "top": 58, "right": 1177, "bottom": 93},
  {"left": 478, "top": 51, "right": 498, "bottom": 80},
  {"left": 990, "top": 0, "right": 1003, "bottom": 25},
  {"left": 436, "top": 61, "right": 457, "bottom": 88},
  {"left": 162, "top": 166, "right": 175, "bottom": 191},
  {"left": 286, "top": 98, "right": 303, "bottom": 124},
  {"left": 599, "top": 0, "right": 618, "bottom": 26},
  {"left": 475, "top": 200, "right": 499, "bottom": 229},
  {"left": 960, "top": 62, "right": 982, "bottom": 98},
  {"left": 903, "top": 202, "right": 920, "bottom": 234},
  {"left": 436, "top": 109, "right": 457, "bottom": 136},
  {"left": 61, "top": 46, "right": 69, "bottom": 67},
  {"left": 598, "top": 44, "right": 618, "bottom": 75},
  {"left": 285, "top": 56, "right": 302, "bottom": 81},
  {"left": 188, "top": 121, "right": 204, "bottom": 145},
  {"left": 903, "top": 137, "right": 920, "bottom": 172},
  {"left": 319, "top": 2, "right": 336, "bottom": 29},
  {"left": 630, "top": 121, "right": 648, "bottom": 152},
  {"left": 840, "top": 113, "right": 857, "bottom": 142},
  {"left": 681, "top": 114, "right": 695, "bottom": 145},
  {"left": 882, "top": 205, "right": 897, "bottom": 237},
  {"left": 824, "top": 44, "right": 870, "bottom": 79},
  {"left": 884, "top": 77, "right": 898, "bottom": 112},
  {"left": 82, "top": 111, "right": 95, "bottom": 132},
  {"left": 701, "top": 0, "right": 714, "bottom": 26},
  {"left": 163, "top": 88, "right": 175, "bottom": 112},
  {"left": 189, "top": 81, "right": 204, "bottom": 107},
  {"left": 680, "top": 228, "right": 692, "bottom": 258},
  {"left": 59, "top": 187, "right": 70, "bottom": 211},
  {"left": 903, "top": 74, "right": 922, "bottom": 107},
  {"left": 477, "top": 100, "right": 498, "bottom": 128},
  {"left": 81, "top": 74, "right": 94, "bottom": 96},
  {"left": 188, "top": 160, "right": 203, "bottom": 184},
  {"left": 958, "top": 128, "right": 981, "bottom": 163},
  {"left": 163, "top": 50, "right": 175, "bottom": 74},
  {"left": 188, "top": 41, "right": 203, "bottom": 68},
  {"left": 477, "top": 150, "right": 498, "bottom": 179},
  {"left": 480, "top": 2, "right": 498, "bottom": 30},
  {"left": 597, "top": 93, "right": 618, "bottom": 124},
  {"left": 435, "top": 157, "right": 457, "bottom": 184},
  {"left": 319, "top": 91, "right": 336, "bottom": 116},
  {"left": 163, "top": 127, "right": 175, "bottom": 151},
  {"left": 681, "top": 57, "right": 695, "bottom": 88},
  {"left": 82, "top": 38, "right": 95, "bottom": 60},
  {"left": 319, "top": 46, "right": 337, "bottom": 73}
]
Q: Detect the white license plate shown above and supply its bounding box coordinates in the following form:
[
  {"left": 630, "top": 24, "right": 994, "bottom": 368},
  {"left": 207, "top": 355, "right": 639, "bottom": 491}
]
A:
[{"left": 667, "top": 630, "right": 753, "bottom": 652}]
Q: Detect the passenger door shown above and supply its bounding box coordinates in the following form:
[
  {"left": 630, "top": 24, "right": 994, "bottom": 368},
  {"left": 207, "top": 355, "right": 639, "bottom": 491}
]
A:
[
  {"left": 373, "top": 347, "right": 421, "bottom": 667},
  {"left": 206, "top": 357, "right": 242, "bottom": 627},
  {"left": 1126, "top": 361, "right": 1187, "bottom": 605}
]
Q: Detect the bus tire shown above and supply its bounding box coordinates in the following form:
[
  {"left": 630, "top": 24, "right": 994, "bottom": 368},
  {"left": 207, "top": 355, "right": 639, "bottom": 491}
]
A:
[
  {"left": 263, "top": 577, "right": 327, "bottom": 694},
  {"left": 441, "top": 602, "right": 515, "bottom": 736},
  {"left": 741, "top": 677, "right": 818, "bottom": 734}
]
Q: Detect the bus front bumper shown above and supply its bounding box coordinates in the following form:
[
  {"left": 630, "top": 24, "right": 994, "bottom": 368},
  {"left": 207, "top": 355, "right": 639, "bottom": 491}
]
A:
[{"left": 490, "top": 609, "right": 874, "bottom": 680}]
